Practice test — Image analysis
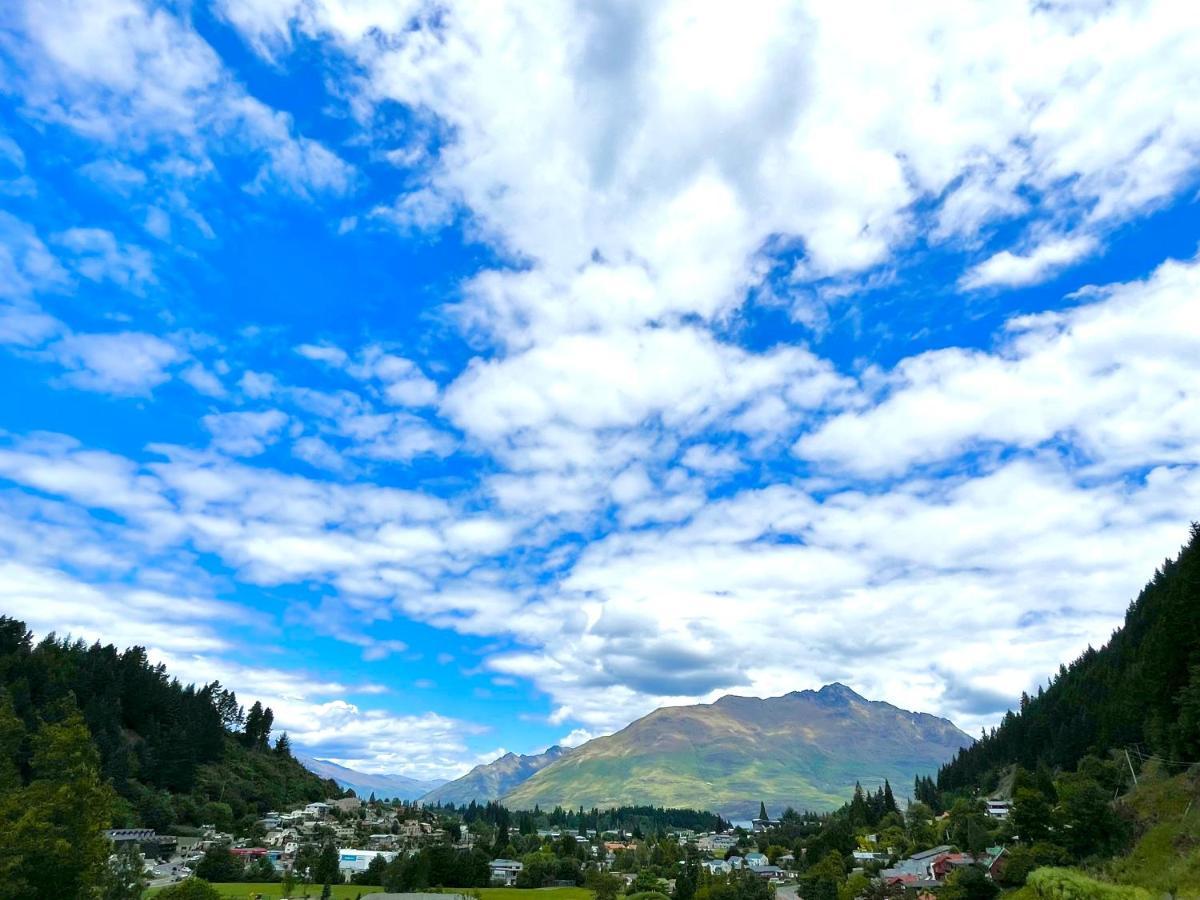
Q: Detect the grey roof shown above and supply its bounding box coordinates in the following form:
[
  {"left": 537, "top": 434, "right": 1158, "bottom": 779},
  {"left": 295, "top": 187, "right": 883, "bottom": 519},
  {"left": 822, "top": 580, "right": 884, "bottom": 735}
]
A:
[{"left": 909, "top": 844, "right": 953, "bottom": 860}]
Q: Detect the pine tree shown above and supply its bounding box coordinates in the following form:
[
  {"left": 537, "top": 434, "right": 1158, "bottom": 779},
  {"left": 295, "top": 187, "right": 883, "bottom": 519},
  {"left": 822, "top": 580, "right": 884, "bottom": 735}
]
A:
[
  {"left": 882, "top": 779, "right": 897, "bottom": 815},
  {"left": 0, "top": 705, "right": 116, "bottom": 897}
]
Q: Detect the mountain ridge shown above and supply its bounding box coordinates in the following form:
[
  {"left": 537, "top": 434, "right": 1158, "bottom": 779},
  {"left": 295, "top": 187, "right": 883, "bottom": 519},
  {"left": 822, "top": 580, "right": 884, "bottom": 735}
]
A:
[
  {"left": 500, "top": 683, "right": 971, "bottom": 818},
  {"left": 420, "top": 744, "right": 569, "bottom": 806},
  {"left": 296, "top": 754, "right": 444, "bottom": 801}
]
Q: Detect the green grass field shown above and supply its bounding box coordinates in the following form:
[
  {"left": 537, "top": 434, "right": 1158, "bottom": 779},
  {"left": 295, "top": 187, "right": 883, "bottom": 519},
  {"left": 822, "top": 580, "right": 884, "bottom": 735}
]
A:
[
  {"left": 148, "top": 885, "right": 592, "bottom": 900},
  {"left": 147, "top": 886, "right": 378, "bottom": 899}
]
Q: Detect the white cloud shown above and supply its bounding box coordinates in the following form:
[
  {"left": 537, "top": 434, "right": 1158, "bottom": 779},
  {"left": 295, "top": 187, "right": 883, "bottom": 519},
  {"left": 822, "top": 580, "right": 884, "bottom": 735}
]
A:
[
  {"left": 50, "top": 330, "right": 182, "bottom": 395},
  {"left": 798, "top": 255, "right": 1200, "bottom": 477},
  {"left": 6, "top": 0, "right": 354, "bottom": 200},
  {"left": 203, "top": 409, "right": 290, "bottom": 456},
  {"left": 223, "top": 0, "right": 1200, "bottom": 339},
  {"left": 960, "top": 235, "right": 1099, "bottom": 290},
  {"left": 54, "top": 227, "right": 155, "bottom": 290}
]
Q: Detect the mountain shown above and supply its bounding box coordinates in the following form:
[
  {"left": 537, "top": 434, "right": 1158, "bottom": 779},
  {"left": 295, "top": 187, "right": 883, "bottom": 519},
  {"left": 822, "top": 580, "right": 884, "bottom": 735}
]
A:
[
  {"left": 297, "top": 754, "right": 444, "bottom": 801},
  {"left": 420, "top": 745, "right": 569, "bottom": 805},
  {"left": 938, "top": 522, "right": 1200, "bottom": 792},
  {"left": 501, "top": 683, "right": 971, "bottom": 818}
]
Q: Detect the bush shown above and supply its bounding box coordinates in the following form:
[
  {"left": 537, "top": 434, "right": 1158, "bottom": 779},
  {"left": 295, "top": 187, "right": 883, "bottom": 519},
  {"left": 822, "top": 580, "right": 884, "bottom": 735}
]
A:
[
  {"left": 155, "top": 877, "right": 222, "bottom": 900},
  {"left": 1026, "top": 868, "right": 1152, "bottom": 900}
]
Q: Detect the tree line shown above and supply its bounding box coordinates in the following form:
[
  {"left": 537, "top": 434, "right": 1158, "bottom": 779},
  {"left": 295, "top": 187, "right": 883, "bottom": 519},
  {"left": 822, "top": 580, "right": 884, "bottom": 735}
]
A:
[{"left": 938, "top": 523, "right": 1200, "bottom": 793}]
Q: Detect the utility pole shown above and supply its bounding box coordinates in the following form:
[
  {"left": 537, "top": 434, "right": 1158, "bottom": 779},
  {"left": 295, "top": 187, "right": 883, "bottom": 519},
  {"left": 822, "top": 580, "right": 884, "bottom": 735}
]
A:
[{"left": 1124, "top": 748, "right": 1138, "bottom": 787}]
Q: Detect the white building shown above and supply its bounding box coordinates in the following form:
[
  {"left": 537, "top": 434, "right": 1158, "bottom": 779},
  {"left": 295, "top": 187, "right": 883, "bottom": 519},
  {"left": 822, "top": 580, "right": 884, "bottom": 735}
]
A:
[
  {"left": 305, "top": 802, "right": 331, "bottom": 819},
  {"left": 697, "top": 834, "right": 738, "bottom": 853},
  {"left": 744, "top": 852, "right": 768, "bottom": 868},
  {"left": 490, "top": 859, "right": 523, "bottom": 885},
  {"left": 985, "top": 799, "right": 1011, "bottom": 820},
  {"left": 337, "top": 849, "right": 397, "bottom": 875}
]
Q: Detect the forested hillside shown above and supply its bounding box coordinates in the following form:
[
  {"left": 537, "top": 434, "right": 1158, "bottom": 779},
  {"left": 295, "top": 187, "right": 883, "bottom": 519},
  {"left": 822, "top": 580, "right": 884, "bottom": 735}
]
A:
[
  {"left": 939, "top": 522, "right": 1200, "bottom": 792},
  {"left": 0, "top": 616, "right": 338, "bottom": 834}
]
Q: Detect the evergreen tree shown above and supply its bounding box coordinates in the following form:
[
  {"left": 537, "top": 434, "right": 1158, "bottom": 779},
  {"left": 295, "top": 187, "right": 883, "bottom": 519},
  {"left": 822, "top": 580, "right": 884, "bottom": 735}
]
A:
[
  {"left": 758, "top": 801, "right": 768, "bottom": 821},
  {"left": 881, "top": 780, "right": 897, "bottom": 815},
  {"left": 313, "top": 841, "right": 341, "bottom": 886},
  {"left": 939, "top": 524, "right": 1200, "bottom": 790},
  {"left": 847, "top": 782, "right": 868, "bottom": 827},
  {"left": 0, "top": 705, "right": 116, "bottom": 898},
  {"left": 102, "top": 843, "right": 150, "bottom": 900}
]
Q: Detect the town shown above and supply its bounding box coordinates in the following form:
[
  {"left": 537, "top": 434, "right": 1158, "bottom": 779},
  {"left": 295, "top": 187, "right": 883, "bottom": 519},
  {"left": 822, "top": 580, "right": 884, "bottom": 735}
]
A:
[{"left": 113, "top": 786, "right": 1028, "bottom": 898}]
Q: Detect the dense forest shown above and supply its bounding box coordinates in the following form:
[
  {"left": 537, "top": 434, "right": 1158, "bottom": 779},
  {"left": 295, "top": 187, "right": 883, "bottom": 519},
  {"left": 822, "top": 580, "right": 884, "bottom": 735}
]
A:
[
  {"left": 441, "top": 798, "right": 728, "bottom": 836},
  {"left": 0, "top": 616, "right": 338, "bottom": 834},
  {"left": 938, "top": 523, "right": 1200, "bottom": 793}
]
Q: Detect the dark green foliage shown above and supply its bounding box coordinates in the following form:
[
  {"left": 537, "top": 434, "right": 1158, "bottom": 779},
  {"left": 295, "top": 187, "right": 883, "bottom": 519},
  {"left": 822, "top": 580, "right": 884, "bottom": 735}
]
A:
[
  {"left": 313, "top": 841, "right": 341, "bottom": 886},
  {"left": 195, "top": 844, "right": 246, "bottom": 883},
  {"left": 447, "top": 798, "right": 727, "bottom": 836},
  {"left": 0, "top": 697, "right": 116, "bottom": 898},
  {"left": 939, "top": 524, "right": 1200, "bottom": 791},
  {"left": 352, "top": 852, "right": 389, "bottom": 885},
  {"left": 940, "top": 865, "right": 999, "bottom": 900},
  {"left": 0, "top": 616, "right": 339, "bottom": 830},
  {"left": 588, "top": 868, "right": 624, "bottom": 900},
  {"left": 696, "top": 870, "right": 772, "bottom": 900},
  {"left": 382, "top": 845, "right": 492, "bottom": 891},
  {"left": 627, "top": 870, "right": 662, "bottom": 894},
  {"left": 155, "top": 878, "right": 223, "bottom": 900},
  {"left": 102, "top": 843, "right": 150, "bottom": 899},
  {"left": 1011, "top": 787, "right": 1054, "bottom": 844}
]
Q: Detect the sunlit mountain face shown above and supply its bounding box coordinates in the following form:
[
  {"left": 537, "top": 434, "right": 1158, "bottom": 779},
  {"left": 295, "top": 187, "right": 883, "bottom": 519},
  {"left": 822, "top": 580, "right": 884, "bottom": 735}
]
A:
[{"left": 2, "top": 0, "right": 1199, "bottom": 782}]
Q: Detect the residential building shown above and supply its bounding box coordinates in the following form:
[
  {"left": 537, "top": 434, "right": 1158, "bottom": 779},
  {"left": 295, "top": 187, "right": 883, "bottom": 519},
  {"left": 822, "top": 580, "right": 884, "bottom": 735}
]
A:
[
  {"left": 697, "top": 833, "right": 737, "bottom": 853},
  {"left": 490, "top": 859, "right": 523, "bottom": 886},
  {"left": 985, "top": 799, "right": 1011, "bottom": 820},
  {"left": 744, "top": 852, "right": 768, "bottom": 868},
  {"left": 338, "top": 849, "right": 397, "bottom": 875}
]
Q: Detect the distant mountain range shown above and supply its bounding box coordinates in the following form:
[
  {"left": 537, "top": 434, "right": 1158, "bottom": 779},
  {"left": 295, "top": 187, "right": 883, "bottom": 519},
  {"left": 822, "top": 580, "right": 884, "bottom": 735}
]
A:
[
  {"left": 500, "top": 684, "right": 971, "bottom": 818},
  {"left": 420, "top": 745, "right": 569, "bottom": 806},
  {"left": 297, "top": 755, "right": 445, "bottom": 801}
]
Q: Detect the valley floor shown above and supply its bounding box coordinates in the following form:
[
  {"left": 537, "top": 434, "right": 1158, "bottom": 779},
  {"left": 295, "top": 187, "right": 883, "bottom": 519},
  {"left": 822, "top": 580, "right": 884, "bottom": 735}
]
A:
[{"left": 146, "top": 886, "right": 593, "bottom": 900}]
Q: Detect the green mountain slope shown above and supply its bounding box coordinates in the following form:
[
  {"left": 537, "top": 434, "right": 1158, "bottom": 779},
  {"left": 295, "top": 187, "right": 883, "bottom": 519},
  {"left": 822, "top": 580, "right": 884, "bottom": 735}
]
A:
[
  {"left": 938, "top": 522, "right": 1200, "bottom": 792},
  {"left": 0, "top": 616, "right": 338, "bottom": 832},
  {"left": 421, "top": 745, "right": 568, "bottom": 805},
  {"left": 502, "top": 683, "right": 971, "bottom": 818}
]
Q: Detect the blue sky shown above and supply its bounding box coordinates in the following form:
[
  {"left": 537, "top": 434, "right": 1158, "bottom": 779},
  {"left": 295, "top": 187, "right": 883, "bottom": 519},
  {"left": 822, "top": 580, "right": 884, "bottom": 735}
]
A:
[{"left": 2, "top": 0, "right": 1199, "bottom": 780}]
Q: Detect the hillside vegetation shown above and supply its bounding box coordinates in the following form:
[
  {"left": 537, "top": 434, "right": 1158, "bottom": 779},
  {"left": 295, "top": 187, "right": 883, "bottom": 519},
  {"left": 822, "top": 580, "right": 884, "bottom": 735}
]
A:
[
  {"left": 939, "top": 523, "right": 1200, "bottom": 793},
  {"left": 503, "top": 683, "right": 971, "bottom": 817},
  {"left": 0, "top": 616, "right": 339, "bottom": 895}
]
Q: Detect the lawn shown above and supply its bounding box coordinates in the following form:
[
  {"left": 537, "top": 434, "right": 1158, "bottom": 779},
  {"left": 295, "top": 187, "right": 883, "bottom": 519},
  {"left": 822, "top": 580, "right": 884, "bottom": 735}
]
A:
[
  {"left": 147, "top": 885, "right": 381, "bottom": 899},
  {"left": 148, "top": 886, "right": 593, "bottom": 900}
]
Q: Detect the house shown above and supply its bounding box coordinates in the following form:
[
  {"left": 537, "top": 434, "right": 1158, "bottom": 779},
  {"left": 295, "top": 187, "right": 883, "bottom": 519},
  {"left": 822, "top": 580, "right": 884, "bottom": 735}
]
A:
[
  {"left": 930, "top": 852, "right": 974, "bottom": 881},
  {"left": 776, "top": 853, "right": 795, "bottom": 867},
  {"left": 985, "top": 799, "right": 1011, "bottom": 820},
  {"left": 751, "top": 817, "right": 779, "bottom": 833},
  {"left": 751, "top": 865, "right": 785, "bottom": 880},
  {"left": 852, "top": 850, "right": 889, "bottom": 865},
  {"left": 879, "top": 845, "right": 953, "bottom": 882},
  {"left": 231, "top": 848, "right": 268, "bottom": 859},
  {"left": 490, "top": 859, "right": 523, "bottom": 886},
  {"left": 744, "top": 852, "right": 768, "bottom": 868},
  {"left": 726, "top": 855, "right": 745, "bottom": 869},
  {"left": 332, "top": 797, "right": 362, "bottom": 813},
  {"left": 697, "top": 833, "right": 737, "bottom": 853},
  {"left": 702, "top": 860, "right": 730, "bottom": 875},
  {"left": 338, "top": 849, "right": 397, "bottom": 875},
  {"left": 981, "top": 847, "right": 1008, "bottom": 881},
  {"left": 305, "top": 802, "right": 331, "bottom": 819}
]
